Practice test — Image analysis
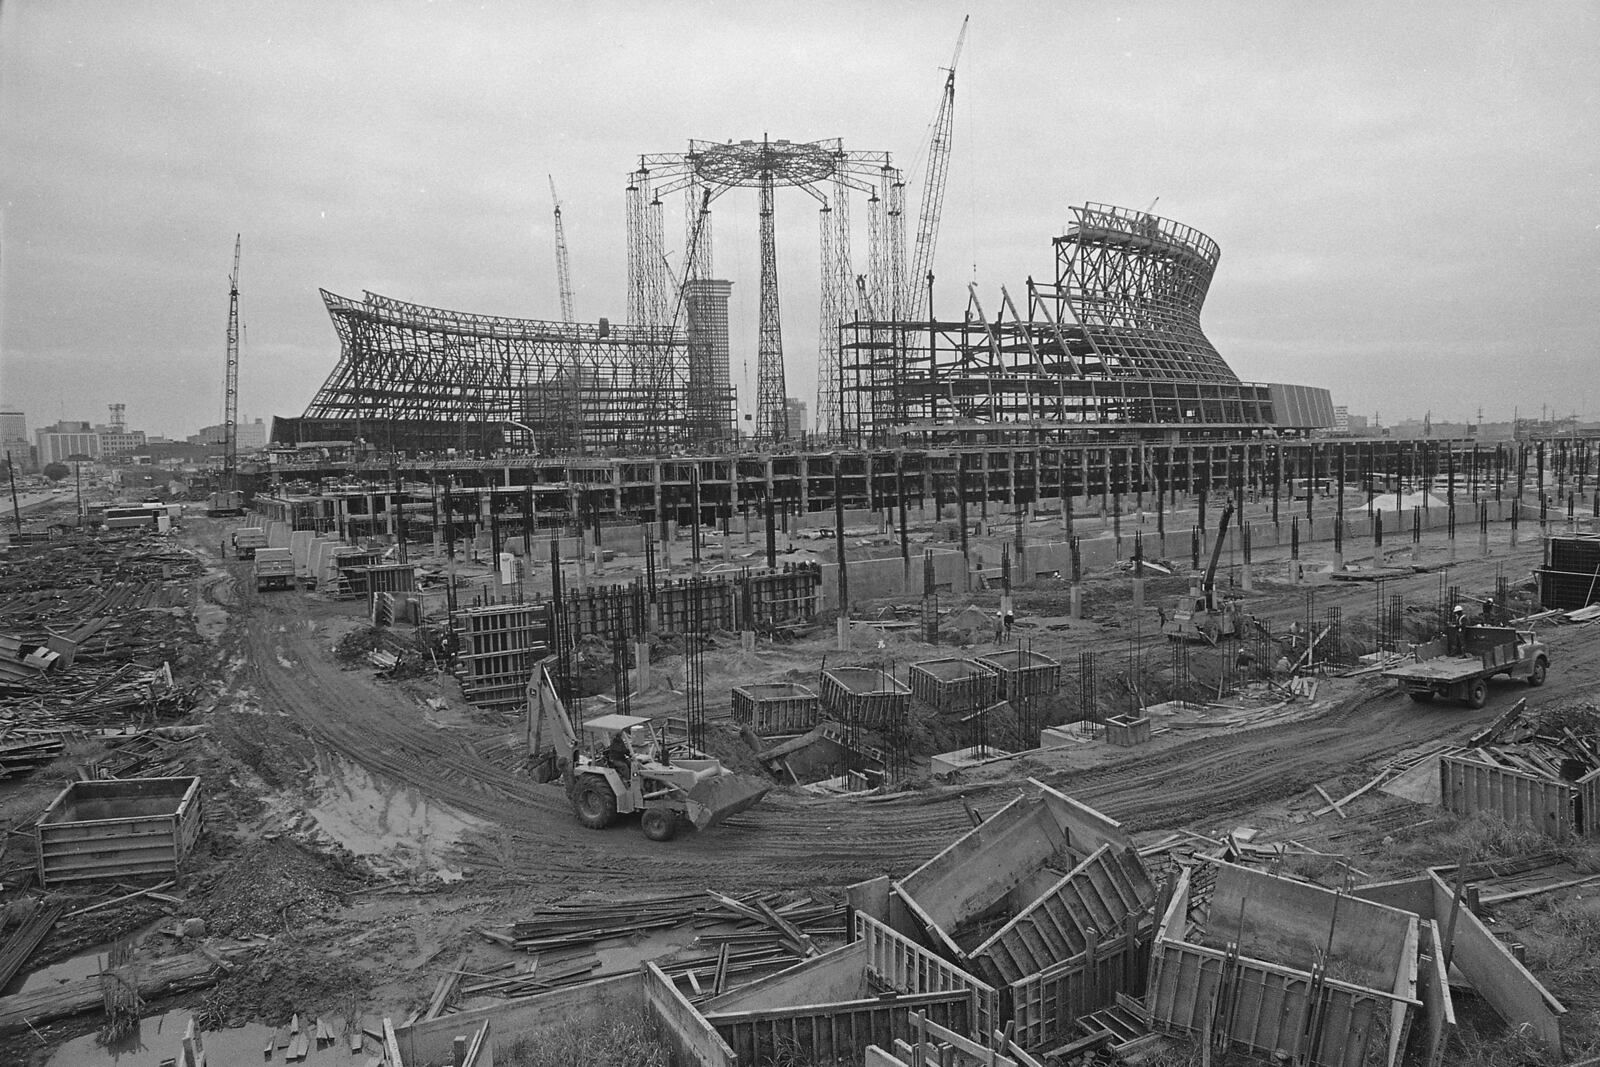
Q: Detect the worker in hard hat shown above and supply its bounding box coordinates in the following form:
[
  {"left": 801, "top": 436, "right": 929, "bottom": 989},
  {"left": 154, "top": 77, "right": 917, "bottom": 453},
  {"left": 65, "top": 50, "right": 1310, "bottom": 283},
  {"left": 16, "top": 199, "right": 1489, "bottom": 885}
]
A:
[
  {"left": 1449, "top": 605, "right": 1468, "bottom": 654},
  {"left": 1480, "top": 599, "right": 1496, "bottom": 626}
]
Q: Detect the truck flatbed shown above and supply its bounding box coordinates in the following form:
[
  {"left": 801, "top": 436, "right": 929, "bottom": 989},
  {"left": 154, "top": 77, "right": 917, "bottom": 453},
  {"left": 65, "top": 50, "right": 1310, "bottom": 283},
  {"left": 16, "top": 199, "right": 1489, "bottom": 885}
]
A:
[{"left": 1382, "top": 625, "right": 1548, "bottom": 707}]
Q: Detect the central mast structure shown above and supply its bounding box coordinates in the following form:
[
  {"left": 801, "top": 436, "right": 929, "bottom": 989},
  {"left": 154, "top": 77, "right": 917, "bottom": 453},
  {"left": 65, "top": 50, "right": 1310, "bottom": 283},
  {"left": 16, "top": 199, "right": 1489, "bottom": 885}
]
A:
[{"left": 630, "top": 138, "right": 900, "bottom": 445}]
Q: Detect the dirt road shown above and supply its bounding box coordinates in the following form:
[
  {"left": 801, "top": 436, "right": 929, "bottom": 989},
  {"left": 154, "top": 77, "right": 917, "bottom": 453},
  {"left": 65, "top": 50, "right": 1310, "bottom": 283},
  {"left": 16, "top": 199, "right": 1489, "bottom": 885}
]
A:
[{"left": 205, "top": 523, "right": 1594, "bottom": 898}]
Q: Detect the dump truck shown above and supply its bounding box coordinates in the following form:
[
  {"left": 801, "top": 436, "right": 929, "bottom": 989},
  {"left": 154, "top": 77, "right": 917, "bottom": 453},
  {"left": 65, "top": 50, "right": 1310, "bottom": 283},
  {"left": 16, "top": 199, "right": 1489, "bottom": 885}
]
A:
[
  {"left": 230, "top": 527, "right": 267, "bottom": 560},
  {"left": 1382, "top": 624, "right": 1549, "bottom": 708},
  {"left": 1165, "top": 502, "right": 1242, "bottom": 644},
  {"left": 253, "top": 547, "right": 295, "bottom": 592},
  {"left": 527, "top": 664, "right": 770, "bottom": 840}
]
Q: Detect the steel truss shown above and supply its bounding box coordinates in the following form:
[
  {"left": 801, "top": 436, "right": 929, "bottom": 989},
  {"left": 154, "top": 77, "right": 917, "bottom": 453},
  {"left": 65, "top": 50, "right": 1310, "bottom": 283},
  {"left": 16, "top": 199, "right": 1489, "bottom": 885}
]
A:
[
  {"left": 302, "top": 290, "right": 697, "bottom": 454},
  {"left": 630, "top": 138, "right": 901, "bottom": 444},
  {"left": 840, "top": 203, "right": 1275, "bottom": 445}
]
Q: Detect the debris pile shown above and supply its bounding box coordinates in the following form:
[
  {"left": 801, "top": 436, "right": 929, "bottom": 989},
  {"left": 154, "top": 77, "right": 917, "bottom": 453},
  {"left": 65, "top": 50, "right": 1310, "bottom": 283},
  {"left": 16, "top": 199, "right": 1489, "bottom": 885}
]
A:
[{"left": 0, "top": 531, "right": 204, "bottom": 777}]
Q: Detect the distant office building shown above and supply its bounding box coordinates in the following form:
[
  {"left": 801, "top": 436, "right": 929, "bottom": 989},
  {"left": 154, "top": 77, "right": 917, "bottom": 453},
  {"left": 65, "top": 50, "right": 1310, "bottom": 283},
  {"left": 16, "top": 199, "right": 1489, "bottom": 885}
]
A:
[
  {"left": 36, "top": 424, "right": 101, "bottom": 466},
  {"left": 191, "top": 418, "right": 268, "bottom": 452},
  {"left": 0, "top": 411, "right": 30, "bottom": 470},
  {"left": 96, "top": 428, "right": 148, "bottom": 456},
  {"left": 784, "top": 397, "right": 807, "bottom": 439}
]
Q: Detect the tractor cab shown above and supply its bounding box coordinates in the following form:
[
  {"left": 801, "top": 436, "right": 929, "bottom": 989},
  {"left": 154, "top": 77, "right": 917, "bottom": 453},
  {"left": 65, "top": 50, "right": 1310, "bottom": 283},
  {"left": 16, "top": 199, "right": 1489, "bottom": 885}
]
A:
[{"left": 579, "top": 713, "right": 659, "bottom": 763}]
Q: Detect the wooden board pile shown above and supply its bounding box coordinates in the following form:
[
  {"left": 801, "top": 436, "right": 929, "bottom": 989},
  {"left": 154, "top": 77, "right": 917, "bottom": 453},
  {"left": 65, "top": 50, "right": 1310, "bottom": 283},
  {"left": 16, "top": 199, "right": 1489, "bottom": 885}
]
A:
[
  {"left": 1466, "top": 700, "right": 1600, "bottom": 779},
  {"left": 453, "top": 888, "right": 847, "bottom": 1010}
]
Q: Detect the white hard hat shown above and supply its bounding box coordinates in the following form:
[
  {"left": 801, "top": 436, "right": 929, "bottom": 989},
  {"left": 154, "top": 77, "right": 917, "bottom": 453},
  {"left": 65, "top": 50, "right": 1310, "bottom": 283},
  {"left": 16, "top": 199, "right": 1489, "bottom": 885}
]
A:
[{"left": 1453, "top": 604, "right": 1466, "bottom": 615}]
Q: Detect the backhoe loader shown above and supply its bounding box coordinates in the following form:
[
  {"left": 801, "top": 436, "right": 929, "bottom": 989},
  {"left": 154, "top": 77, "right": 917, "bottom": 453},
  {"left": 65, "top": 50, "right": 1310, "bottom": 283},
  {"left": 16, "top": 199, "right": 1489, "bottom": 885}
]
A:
[{"left": 527, "top": 664, "right": 771, "bottom": 841}]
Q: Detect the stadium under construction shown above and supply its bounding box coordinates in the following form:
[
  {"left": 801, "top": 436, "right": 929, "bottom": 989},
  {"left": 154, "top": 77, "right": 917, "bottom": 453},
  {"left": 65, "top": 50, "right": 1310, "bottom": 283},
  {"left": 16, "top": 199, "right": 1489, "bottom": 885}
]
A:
[{"left": 271, "top": 193, "right": 1345, "bottom": 515}]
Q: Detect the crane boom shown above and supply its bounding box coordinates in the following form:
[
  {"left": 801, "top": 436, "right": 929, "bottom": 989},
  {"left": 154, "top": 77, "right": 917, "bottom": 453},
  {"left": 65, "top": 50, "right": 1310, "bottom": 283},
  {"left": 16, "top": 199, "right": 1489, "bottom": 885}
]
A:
[
  {"left": 549, "top": 175, "right": 575, "bottom": 322},
  {"left": 905, "top": 15, "right": 967, "bottom": 320},
  {"left": 222, "top": 234, "right": 241, "bottom": 489}
]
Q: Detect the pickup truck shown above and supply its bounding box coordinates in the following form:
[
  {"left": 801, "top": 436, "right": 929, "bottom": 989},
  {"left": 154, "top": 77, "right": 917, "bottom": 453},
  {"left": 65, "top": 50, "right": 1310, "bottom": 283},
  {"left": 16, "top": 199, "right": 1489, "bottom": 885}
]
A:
[
  {"left": 1382, "top": 625, "right": 1549, "bottom": 708},
  {"left": 253, "top": 548, "right": 295, "bottom": 592},
  {"left": 230, "top": 527, "right": 267, "bottom": 560}
]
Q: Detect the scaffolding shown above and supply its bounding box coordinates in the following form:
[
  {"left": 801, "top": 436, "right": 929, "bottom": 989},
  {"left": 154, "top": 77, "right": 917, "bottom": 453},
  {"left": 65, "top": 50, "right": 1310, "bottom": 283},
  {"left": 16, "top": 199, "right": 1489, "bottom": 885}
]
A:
[
  {"left": 295, "top": 290, "right": 699, "bottom": 454},
  {"left": 839, "top": 203, "right": 1282, "bottom": 445}
]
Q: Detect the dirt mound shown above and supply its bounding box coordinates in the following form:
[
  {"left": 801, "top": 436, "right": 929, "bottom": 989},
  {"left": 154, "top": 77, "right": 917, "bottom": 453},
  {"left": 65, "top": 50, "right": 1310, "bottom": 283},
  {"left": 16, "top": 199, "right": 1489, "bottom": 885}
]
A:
[{"left": 190, "top": 837, "right": 368, "bottom": 938}]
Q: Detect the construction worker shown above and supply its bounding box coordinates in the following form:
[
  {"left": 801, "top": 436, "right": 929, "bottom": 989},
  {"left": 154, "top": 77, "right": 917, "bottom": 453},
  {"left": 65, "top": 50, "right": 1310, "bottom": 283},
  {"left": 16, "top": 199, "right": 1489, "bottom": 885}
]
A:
[
  {"left": 1480, "top": 599, "right": 1496, "bottom": 626},
  {"left": 1004, "top": 610, "right": 1016, "bottom": 638},
  {"left": 604, "top": 730, "right": 633, "bottom": 781},
  {"left": 1449, "top": 605, "right": 1468, "bottom": 654}
]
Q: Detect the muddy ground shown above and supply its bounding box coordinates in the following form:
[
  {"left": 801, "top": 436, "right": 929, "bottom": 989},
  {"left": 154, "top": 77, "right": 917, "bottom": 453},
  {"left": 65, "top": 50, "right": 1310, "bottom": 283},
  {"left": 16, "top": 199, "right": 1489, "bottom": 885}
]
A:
[{"left": 5, "top": 498, "right": 1598, "bottom": 1065}]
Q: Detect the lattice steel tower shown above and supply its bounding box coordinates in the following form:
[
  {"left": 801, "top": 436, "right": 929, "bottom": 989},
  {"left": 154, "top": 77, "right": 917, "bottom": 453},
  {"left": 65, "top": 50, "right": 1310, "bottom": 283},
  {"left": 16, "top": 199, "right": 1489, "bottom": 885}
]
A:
[{"left": 630, "top": 138, "right": 900, "bottom": 444}]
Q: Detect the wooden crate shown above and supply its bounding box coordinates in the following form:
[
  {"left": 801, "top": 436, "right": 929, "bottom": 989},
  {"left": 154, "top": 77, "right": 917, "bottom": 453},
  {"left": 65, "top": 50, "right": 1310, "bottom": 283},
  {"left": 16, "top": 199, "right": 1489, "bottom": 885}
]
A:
[
  {"left": 908, "top": 658, "right": 999, "bottom": 713},
  {"left": 975, "top": 649, "right": 1062, "bottom": 699},
  {"left": 36, "top": 777, "right": 203, "bottom": 887},
  {"left": 731, "top": 683, "right": 820, "bottom": 734},
  {"left": 1105, "top": 714, "right": 1152, "bottom": 747}
]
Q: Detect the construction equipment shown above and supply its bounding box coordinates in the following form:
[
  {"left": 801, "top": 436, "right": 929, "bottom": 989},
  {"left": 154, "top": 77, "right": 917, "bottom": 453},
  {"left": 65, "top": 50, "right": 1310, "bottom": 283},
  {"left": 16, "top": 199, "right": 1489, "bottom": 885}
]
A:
[
  {"left": 903, "top": 15, "right": 967, "bottom": 320},
  {"left": 252, "top": 547, "right": 294, "bottom": 592},
  {"left": 528, "top": 664, "right": 770, "bottom": 841},
  {"left": 1164, "top": 502, "right": 1242, "bottom": 644},
  {"left": 1382, "top": 625, "right": 1549, "bottom": 708},
  {"left": 210, "top": 236, "right": 243, "bottom": 517},
  {"left": 548, "top": 175, "right": 575, "bottom": 322},
  {"left": 229, "top": 527, "right": 267, "bottom": 560}
]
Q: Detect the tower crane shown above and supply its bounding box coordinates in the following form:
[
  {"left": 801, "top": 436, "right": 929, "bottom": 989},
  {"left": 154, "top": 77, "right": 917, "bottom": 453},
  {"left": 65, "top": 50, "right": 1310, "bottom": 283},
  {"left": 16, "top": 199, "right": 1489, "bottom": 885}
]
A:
[
  {"left": 905, "top": 15, "right": 967, "bottom": 321},
  {"left": 208, "top": 235, "right": 245, "bottom": 517},
  {"left": 549, "top": 176, "right": 575, "bottom": 322}
]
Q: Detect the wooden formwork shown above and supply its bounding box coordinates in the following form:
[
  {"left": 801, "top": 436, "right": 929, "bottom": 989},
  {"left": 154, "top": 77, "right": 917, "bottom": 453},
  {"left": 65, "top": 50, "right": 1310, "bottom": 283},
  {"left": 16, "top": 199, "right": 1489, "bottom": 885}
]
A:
[
  {"left": 701, "top": 913, "right": 996, "bottom": 1066},
  {"left": 1010, "top": 924, "right": 1153, "bottom": 1051},
  {"left": 975, "top": 649, "right": 1062, "bottom": 700},
  {"left": 1439, "top": 753, "right": 1592, "bottom": 839},
  {"left": 1147, "top": 864, "right": 1420, "bottom": 1067},
  {"left": 819, "top": 667, "right": 911, "bottom": 731},
  {"left": 1105, "top": 714, "right": 1152, "bottom": 747},
  {"left": 709, "top": 992, "right": 973, "bottom": 1066},
  {"left": 452, "top": 602, "right": 552, "bottom": 707},
  {"left": 967, "top": 843, "right": 1156, "bottom": 985},
  {"left": 36, "top": 777, "right": 203, "bottom": 887},
  {"left": 731, "top": 683, "right": 820, "bottom": 734},
  {"left": 907, "top": 658, "right": 999, "bottom": 713}
]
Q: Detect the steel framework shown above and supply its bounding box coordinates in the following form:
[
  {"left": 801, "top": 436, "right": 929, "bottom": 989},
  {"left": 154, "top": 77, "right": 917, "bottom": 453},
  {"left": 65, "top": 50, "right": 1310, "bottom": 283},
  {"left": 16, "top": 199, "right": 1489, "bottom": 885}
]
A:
[
  {"left": 841, "top": 203, "right": 1278, "bottom": 444},
  {"left": 629, "top": 138, "right": 902, "bottom": 444},
  {"left": 298, "top": 290, "right": 698, "bottom": 454}
]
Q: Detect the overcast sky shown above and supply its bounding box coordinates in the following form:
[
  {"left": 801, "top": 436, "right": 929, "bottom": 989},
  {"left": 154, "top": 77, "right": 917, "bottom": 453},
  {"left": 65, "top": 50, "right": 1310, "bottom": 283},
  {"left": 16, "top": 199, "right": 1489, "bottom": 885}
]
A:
[{"left": 2, "top": 0, "right": 1596, "bottom": 439}]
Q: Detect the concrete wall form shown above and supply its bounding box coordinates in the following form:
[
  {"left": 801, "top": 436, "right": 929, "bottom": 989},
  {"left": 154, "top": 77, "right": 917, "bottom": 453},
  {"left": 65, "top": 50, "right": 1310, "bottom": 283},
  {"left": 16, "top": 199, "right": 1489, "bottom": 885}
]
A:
[
  {"left": 1146, "top": 865, "right": 1421, "bottom": 1067},
  {"left": 1439, "top": 754, "right": 1584, "bottom": 839}
]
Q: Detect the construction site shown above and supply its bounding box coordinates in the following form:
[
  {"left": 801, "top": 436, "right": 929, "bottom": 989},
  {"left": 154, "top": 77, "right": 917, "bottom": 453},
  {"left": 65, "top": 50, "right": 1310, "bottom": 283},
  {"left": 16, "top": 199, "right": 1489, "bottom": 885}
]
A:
[{"left": 7, "top": 22, "right": 1600, "bottom": 1067}]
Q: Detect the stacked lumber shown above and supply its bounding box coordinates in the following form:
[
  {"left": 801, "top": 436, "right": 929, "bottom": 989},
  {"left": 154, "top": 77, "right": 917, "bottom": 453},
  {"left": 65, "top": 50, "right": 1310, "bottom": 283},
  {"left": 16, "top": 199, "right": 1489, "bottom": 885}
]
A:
[{"left": 462, "top": 888, "right": 847, "bottom": 1009}]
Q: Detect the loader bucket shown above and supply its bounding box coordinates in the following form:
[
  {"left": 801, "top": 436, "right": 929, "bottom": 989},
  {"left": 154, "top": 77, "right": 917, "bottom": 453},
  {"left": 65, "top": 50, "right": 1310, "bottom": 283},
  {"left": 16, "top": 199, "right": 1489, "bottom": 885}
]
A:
[{"left": 683, "top": 771, "right": 772, "bottom": 831}]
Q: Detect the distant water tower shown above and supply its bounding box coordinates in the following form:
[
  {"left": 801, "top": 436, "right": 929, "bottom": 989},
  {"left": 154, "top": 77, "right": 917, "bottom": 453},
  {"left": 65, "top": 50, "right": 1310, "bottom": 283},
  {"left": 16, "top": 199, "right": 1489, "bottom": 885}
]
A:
[{"left": 108, "top": 403, "right": 126, "bottom": 432}]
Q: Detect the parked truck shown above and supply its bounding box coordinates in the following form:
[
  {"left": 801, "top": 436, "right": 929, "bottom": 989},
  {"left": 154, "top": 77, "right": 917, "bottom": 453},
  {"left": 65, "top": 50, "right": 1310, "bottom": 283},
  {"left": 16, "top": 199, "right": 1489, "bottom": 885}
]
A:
[
  {"left": 253, "top": 548, "right": 295, "bottom": 592},
  {"left": 1382, "top": 624, "right": 1549, "bottom": 708},
  {"left": 230, "top": 527, "right": 267, "bottom": 560}
]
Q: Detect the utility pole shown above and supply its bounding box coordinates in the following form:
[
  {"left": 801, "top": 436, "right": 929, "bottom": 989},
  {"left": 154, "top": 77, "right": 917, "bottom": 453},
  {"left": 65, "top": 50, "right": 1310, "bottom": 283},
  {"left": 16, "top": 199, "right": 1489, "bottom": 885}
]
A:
[{"left": 5, "top": 452, "right": 20, "bottom": 533}]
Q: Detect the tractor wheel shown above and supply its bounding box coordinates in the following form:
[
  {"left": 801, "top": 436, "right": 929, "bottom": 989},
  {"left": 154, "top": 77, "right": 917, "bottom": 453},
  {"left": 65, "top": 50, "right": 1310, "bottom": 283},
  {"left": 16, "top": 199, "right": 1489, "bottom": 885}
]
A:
[
  {"left": 1408, "top": 691, "right": 1434, "bottom": 703},
  {"left": 1464, "top": 679, "right": 1489, "bottom": 710},
  {"left": 1528, "top": 657, "right": 1548, "bottom": 687},
  {"left": 641, "top": 808, "right": 680, "bottom": 842},
  {"left": 571, "top": 776, "right": 618, "bottom": 830}
]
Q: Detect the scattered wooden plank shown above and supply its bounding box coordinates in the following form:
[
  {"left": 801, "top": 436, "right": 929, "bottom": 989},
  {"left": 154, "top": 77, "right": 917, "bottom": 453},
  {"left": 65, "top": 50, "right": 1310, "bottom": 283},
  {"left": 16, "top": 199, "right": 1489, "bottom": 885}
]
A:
[
  {"left": 1313, "top": 784, "right": 1347, "bottom": 818},
  {"left": 62, "top": 880, "right": 175, "bottom": 919},
  {"left": 1480, "top": 872, "right": 1600, "bottom": 905}
]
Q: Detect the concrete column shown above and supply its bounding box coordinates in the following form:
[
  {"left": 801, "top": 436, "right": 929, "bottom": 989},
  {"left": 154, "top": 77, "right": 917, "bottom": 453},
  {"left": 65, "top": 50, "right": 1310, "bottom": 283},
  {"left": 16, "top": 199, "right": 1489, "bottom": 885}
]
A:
[
  {"left": 1131, "top": 577, "right": 1145, "bottom": 611},
  {"left": 634, "top": 641, "right": 651, "bottom": 689},
  {"left": 1070, "top": 584, "right": 1082, "bottom": 620},
  {"left": 836, "top": 616, "right": 850, "bottom": 650}
]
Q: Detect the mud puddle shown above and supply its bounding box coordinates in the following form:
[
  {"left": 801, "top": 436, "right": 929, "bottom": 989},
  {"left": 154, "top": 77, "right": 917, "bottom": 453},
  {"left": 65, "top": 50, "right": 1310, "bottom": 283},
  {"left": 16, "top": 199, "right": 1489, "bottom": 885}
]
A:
[
  {"left": 300, "top": 750, "right": 484, "bottom": 878},
  {"left": 47, "top": 1009, "right": 368, "bottom": 1067}
]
